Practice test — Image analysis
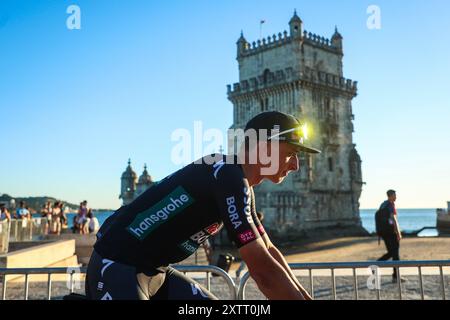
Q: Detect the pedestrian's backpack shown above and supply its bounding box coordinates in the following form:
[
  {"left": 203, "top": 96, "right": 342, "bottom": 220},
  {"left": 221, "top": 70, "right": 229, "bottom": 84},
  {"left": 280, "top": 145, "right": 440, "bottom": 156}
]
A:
[{"left": 375, "top": 204, "right": 395, "bottom": 237}]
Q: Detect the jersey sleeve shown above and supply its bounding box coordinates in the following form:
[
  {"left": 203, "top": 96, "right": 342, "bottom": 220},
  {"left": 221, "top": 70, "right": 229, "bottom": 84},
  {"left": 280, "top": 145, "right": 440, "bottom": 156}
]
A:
[
  {"left": 212, "top": 163, "right": 261, "bottom": 248},
  {"left": 249, "top": 187, "right": 266, "bottom": 236}
]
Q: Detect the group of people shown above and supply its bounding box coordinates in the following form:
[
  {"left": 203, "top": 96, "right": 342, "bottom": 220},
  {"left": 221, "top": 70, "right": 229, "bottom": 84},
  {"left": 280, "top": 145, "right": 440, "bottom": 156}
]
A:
[
  {"left": 40, "top": 200, "right": 100, "bottom": 235},
  {"left": 0, "top": 199, "right": 100, "bottom": 236},
  {"left": 72, "top": 200, "right": 100, "bottom": 235},
  {"left": 40, "top": 201, "right": 68, "bottom": 235},
  {"left": 0, "top": 201, "right": 32, "bottom": 222},
  {"left": 0, "top": 201, "right": 39, "bottom": 224}
]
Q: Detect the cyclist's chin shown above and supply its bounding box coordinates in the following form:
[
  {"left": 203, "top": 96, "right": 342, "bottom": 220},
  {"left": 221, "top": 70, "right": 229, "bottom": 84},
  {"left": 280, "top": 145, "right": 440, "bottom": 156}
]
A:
[{"left": 268, "top": 173, "right": 287, "bottom": 184}]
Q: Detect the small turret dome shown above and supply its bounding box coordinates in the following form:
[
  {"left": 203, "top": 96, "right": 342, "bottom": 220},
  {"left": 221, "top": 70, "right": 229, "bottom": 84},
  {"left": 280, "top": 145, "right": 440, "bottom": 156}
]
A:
[
  {"left": 289, "top": 9, "right": 303, "bottom": 38},
  {"left": 289, "top": 9, "right": 302, "bottom": 24},
  {"left": 237, "top": 30, "right": 247, "bottom": 44},
  {"left": 138, "top": 164, "right": 153, "bottom": 185},
  {"left": 332, "top": 26, "right": 343, "bottom": 40},
  {"left": 121, "top": 159, "right": 137, "bottom": 180}
]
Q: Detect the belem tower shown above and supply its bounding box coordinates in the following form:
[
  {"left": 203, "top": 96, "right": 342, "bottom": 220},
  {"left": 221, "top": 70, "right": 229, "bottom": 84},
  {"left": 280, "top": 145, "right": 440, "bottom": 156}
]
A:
[
  {"left": 119, "top": 11, "right": 367, "bottom": 241},
  {"left": 226, "top": 11, "right": 366, "bottom": 239}
]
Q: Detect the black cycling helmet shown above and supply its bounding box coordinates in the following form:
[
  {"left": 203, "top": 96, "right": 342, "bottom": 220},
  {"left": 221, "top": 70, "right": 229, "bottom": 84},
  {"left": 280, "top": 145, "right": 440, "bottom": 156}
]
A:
[{"left": 244, "top": 111, "right": 321, "bottom": 154}]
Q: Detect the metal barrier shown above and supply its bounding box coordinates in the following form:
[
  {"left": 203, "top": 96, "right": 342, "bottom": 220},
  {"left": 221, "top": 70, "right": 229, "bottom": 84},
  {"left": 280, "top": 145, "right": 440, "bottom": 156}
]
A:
[
  {"left": 175, "top": 265, "right": 237, "bottom": 299},
  {"left": 0, "top": 220, "right": 11, "bottom": 254},
  {"left": 0, "top": 265, "right": 237, "bottom": 300},
  {"left": 0, "top": 267, "right": 84, "bottom": 300},
  {"left": 238, "top": 260, "right": 450, "bottom": 300},
  {"left": 5, "top": 261, "right": 448, "bottom": 300}
]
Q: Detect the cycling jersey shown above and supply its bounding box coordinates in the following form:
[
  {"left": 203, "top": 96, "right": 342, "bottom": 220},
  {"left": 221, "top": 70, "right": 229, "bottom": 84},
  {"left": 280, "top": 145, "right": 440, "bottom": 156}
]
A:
[
  {"left": 93, "top": 154, "right": 265, "bottom": 274},
  {"left": 85, "top": 250, "right": 217, "bottom": 300}
]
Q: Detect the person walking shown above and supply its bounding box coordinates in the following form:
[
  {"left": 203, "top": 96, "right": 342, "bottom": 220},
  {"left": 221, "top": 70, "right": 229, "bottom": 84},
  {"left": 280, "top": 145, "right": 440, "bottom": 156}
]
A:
[{"left": 375, "top": 189, "right": 406, "bottom": 283}]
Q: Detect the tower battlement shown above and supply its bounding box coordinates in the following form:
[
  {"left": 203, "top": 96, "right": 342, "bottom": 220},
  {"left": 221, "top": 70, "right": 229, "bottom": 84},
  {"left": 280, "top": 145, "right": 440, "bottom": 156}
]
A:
[
  {"left": 227, "top": 67, "right": 357, "bottom": 98},
  {"left": 238, "top": 29, "right": 340, "bottom": 59}
]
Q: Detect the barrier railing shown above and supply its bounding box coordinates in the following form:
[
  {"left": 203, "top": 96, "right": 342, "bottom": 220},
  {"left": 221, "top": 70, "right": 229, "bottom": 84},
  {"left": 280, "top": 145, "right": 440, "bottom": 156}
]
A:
[
  {"left": 8, "top": 218, "right": 48, "bottom": 242},
  {"left": 175, "top": 265, "right": 237, "bottom": 299},
  {"left": 0, "top": 265, "right": 237, "bottom": 300},
  {"left": 3, "top": 261, "right": 448, "bottom": 300},
  {"left": 0, "top": 220, "right": 11, "bottom": 254},
  {"left": 238, "top": 260, "right": 450, "bottom": 300}
]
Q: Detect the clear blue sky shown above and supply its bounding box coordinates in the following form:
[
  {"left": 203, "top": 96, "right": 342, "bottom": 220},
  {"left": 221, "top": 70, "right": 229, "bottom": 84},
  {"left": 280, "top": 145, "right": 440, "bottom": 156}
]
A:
[{"left": 1, "top": 0, "right": 449, "bottom": 209}]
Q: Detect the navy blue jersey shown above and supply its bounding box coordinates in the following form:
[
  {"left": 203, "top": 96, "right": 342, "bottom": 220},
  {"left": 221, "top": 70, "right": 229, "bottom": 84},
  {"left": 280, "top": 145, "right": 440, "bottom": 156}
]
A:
[{"left": 94, "top": 154, "right": 265, "bottom": 272}]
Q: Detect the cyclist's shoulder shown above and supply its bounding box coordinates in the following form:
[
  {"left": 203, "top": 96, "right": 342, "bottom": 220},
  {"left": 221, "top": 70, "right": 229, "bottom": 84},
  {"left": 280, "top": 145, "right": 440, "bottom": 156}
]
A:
[
  {"left": 162, "top": 154, "right": 245, "bottom": 189},
  {"left": 206, "top": 154, "right": 245, "bottom": 181}
]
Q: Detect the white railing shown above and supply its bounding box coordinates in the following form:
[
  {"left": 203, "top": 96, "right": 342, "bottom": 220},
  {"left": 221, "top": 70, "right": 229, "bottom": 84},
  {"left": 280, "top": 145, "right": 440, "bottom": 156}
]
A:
[
  {"left": 2, "top": 260, "right": 449, "bottom": 300},
  {"left": 238, "top": 260, "right": 450, "bottom": 300},
  {"left": 0, "top": 220, "right": 11, "bottom": 254},
  {"left": 0, "top": 265, "right": 237, "bottom": 300},
  {"left": 8, "top": 218, "right": 49, "bottom": 242},
  {"left": 0, "top": 218, "right": 49, "bottom": 253}
]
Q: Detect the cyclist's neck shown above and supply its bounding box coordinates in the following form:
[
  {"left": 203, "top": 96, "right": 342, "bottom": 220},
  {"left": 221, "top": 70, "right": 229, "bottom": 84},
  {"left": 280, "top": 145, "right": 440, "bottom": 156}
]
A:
[{"left": 240, "top": 162, "right": 264, "bottom": 187}]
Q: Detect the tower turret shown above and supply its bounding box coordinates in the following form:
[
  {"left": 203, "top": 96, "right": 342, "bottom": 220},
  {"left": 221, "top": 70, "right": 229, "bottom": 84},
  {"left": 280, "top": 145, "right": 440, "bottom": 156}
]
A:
[
  {"left": 120, "top": 159, "right": 137, "bottom": 205},
  {"left": 237, "top": 31, "right": 248, "bottom": 58},
  {"left": 136, "top": 164, "right": 154, "bottom": 196},
  {"left": 331, "top": 26, "right": 343, "bottom": 52},
  {"left": 289, "top": 10, "right": 303, "bottom": 39}
]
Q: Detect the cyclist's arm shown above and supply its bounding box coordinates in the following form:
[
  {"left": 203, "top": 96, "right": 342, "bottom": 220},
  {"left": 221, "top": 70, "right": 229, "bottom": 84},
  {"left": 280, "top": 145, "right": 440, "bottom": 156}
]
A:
[
  {"left": 260, "top": 233, "right": 312, "bottom": 300},
  {"left": 239, "top": 238, "right": 306, "bottom": 300},
  {"left": 247, "top": 187, "right": 312, "bottom": 299},
  {"left": 212, "top": 164, "right": 306, "bottom": 300}
]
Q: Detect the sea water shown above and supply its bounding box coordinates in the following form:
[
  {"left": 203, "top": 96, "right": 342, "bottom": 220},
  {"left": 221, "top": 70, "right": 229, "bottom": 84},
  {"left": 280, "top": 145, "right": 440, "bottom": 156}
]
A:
[{"left": 66, "top": 208, "right": 439, "bottom": 237}]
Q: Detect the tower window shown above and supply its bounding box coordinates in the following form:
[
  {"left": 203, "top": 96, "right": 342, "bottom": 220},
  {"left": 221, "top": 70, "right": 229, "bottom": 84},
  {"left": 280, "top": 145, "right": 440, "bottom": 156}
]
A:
[
  {"left": 260, "top": 98, "right": 269, "bottom": 111},
  {"left": 263, "top": 69, "right": 271, "bottom": 85},
  {"left": 325, "top": 97, "right": 331, "bottom": 117},
  {"left": 328, "top": 157, "right": 334, "bottom": 172}
]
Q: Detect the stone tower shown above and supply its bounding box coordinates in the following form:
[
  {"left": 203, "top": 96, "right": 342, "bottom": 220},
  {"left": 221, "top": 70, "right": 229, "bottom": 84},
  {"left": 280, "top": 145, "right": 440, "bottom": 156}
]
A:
[
  {"left": 119, "top": 159, "right": 137, "bottom": 206},
  {"left": 227, "top": 11, "right": 365, "bottom": 239},
  {"left": 136, "top": 164, "right": 155, "bottom": 197}
]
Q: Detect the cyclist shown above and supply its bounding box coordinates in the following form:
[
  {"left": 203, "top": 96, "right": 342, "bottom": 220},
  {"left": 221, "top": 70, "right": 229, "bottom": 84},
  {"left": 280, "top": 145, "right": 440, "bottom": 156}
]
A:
[{"left": 85, "top": 111, "right": 320, "bottom": 300}]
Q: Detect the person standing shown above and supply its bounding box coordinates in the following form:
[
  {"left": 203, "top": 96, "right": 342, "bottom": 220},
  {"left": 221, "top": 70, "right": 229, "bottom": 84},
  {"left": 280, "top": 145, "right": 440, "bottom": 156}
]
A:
[
  {"left": 74, "top": 201, "right": 88, "bottom": 233},
  {"left": 85, "top": 209, "right": 100, "bottom": 234},
  {"left": 375, "top": 189, "right": 406, "bottom": 283},
  {"left": 15, "top": 201, "right": 30, "bottom": 220},
  {"left": 50, "top": 202, "right": 62, "bottom": 235},
  {"left": 0, "top": 203, "right": 11, "bottom": 222},
  {"left": 59, "top": 202, "right": 68, "bottom": 230},
  {"left": 41, "top": 201, "right": 52, "bottom": 234}
]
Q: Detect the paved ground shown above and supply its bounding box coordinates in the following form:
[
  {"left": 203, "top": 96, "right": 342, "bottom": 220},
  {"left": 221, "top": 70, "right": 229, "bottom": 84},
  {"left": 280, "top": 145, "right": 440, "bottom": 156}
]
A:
[
  {"left": 2, "top": 274, "right": 449, "bottom": 300},
  {"left": 2, "top": 236, "right": 449, "bottom": 300}
]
